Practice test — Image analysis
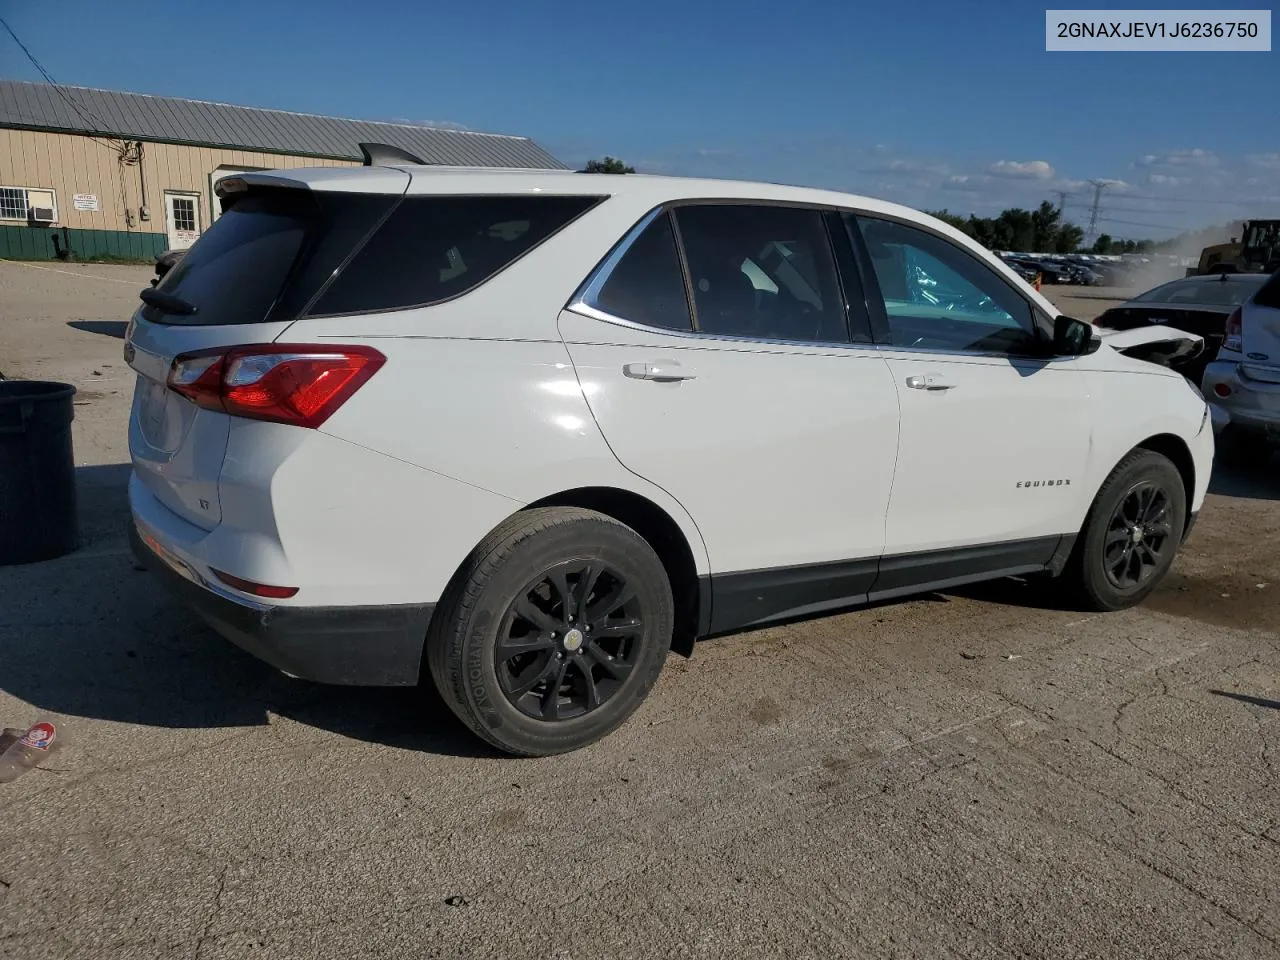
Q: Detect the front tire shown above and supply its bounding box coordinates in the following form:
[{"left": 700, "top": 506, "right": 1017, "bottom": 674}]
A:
[
  {"left": 1060, "top": 449, "right": 1186, "bottom": 612},
  {"left": 426, "top": 507, "right": 673, "bottom": 756}
]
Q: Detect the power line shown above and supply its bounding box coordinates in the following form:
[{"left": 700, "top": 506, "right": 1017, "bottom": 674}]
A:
[
  {"left": 1092, "top": 215, "right": 1185, "bottom": 231},
  {"left": 0, "top": 14, "right": 118, "bottom": 148},
  {"left": 1113, "top": 192, "right": 1279, "bottom": 206}
]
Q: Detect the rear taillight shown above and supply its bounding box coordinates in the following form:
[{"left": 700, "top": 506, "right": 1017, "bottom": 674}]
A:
[
  {"left": 1223, "top": 307, "right": 1243, "bottom": 353},
  {"left": 167, "top": 344, "right": 385, "bottom": 428},
  {"left": 210, "top": 568, "right": 299, "bottom": 599}
]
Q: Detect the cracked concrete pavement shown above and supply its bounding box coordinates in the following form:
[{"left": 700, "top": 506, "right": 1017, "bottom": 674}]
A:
[{"left": 0, "top": 261, "right": 1277, "bottom": 959}]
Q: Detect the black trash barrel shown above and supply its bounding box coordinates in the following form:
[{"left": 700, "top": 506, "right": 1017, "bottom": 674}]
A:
[{"left": 0, "top": 380, "right": 79, "bottom": 565}]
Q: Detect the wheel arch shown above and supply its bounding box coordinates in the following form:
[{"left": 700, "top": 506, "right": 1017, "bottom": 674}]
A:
[
  {"left": 524, "top": 487, "right": 705, "bottom": 656},
  {"left": 1134, "top": 432, "right": 1196, "bottom": 531}
]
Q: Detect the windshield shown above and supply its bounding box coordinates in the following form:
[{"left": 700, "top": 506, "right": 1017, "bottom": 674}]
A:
[
  {"left": 1244, "top": 222, "right": 1280, "bottom": 250},
  {"left": 1132, "top": 275, "right": 1268, "bottom": 307}
]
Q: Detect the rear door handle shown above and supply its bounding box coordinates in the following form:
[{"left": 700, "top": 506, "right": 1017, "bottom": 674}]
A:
[
  {"left": 623, "top": 361, "right": 696, "bottom": 382},
  {"left": 905, "top": 373, "right": 956, "bottom": 391}
]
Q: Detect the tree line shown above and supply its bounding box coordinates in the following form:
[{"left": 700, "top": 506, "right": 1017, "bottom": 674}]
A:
[{"left": 922, "top": 203, "right": 1158, "bottom": 255}]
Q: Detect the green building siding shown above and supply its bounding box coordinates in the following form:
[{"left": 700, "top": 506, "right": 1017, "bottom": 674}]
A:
[{"left": 0, "top": 225, "right": 167, "bottom": 261}]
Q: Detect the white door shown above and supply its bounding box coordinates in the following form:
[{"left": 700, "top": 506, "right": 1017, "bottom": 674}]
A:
[
  {"left": 849, "top": 213, "right": 1092, "bottom": 562},
  {"left": 560, "top": 203, "right": 901, "bottom": 631},
  {"left": 164, "top": 193, "right": 201, "bottom": 250}
]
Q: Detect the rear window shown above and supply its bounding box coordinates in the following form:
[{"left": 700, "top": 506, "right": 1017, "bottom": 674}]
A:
[
  {"left": 1253, "top": 272, "right": 1280, "bottom": 310},
  {"left": 147, "top": 193, "right": 311, "bottom": 326},
  {"left": 1133, "top": 275, "right": 1268, "bottom": 307},
  {"left": 144, "top": 188, "right": 397, "bottom": 326},
  {"left": 307, "top": 194, "right": 603, "bottom": 316}
]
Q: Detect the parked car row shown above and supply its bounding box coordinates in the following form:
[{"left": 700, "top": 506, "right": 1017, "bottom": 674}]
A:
[{"left": 999, "top": 255, "right": 1106, "bottom": 286}]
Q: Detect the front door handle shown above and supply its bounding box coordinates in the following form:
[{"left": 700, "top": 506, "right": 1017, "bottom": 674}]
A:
[
  {"left": 905, "top": 373, "right": 956, "bottom": 391},
  {"left": 623, "top": 361, "right": 696, "bottom": 382}
]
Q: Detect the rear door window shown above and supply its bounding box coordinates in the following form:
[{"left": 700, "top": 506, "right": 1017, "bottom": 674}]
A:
[
  {"left": 672, "top": 204, "right": 850, "bottom": 343},
  {"left": 309, "top": 194, "right": 603, "bottom": 316}
]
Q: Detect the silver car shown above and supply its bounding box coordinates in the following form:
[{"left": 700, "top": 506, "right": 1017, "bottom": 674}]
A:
[{"left": 1202, "top": 271, "right": 1280, "bottom": 464}]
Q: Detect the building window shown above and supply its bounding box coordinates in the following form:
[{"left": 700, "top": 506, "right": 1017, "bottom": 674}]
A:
[
  {"left": 0, "top": 187, "right": 28, "bottom": 220},
  {"left": 0, "top": 186, "right": 57, "bottom": 222},
  {"left": 172, "top": 196, "right": 196, "bottom": 233}
]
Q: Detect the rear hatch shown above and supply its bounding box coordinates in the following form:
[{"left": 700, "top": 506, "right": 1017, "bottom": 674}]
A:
[
  {"left": 1242, "top": 274, "right": 1280, "bottom": 382},
  {"left": 125, "top": 174, "right": 405, "bottom": 529}
]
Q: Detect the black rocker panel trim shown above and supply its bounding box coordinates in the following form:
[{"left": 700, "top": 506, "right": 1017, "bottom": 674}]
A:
[
  {"left": 870, "top": 535, "right": 1061, "bottom": 596},
  {"left": 703, "top": 535, "right": 1066, "bottom": 637},
  {"left": 707, "top": 556, "right": 879, "bottom": 634}
]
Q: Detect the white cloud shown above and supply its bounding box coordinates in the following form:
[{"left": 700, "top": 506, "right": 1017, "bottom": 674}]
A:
[
  {"left": 1147, "top": 173, "right": 1189, "bottom": 186},
  {"left": 942, "top": 174, "right": 985, "bottom": 193},
  {"left": 1246, "top": 152, "right": 1280, "bottom": 169},
  {"left": 864, "top": 157, "right": 949, "bottom": 177},
  {"left": 1136, "top": 148, "right": 1218, "bottom": 168},
  {"left": 986, "top": 160, "right": 1055, "bottom": 179},
  {"left": 410, "top": 119, "right": 471, "bottom": 131}
]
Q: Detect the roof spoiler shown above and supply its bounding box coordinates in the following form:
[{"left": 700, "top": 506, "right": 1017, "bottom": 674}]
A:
[{"left": 359, "top": 142, "right": 430, "bottom": 167}]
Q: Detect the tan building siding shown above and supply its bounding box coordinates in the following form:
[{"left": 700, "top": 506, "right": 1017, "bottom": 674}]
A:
[{"left": 0, "top": 128, "right": 355, "bottom": 236}]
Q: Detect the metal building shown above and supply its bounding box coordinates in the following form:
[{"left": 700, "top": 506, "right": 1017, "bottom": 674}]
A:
[{"left": 0, "top": 80, "right": 566, "bottom": 261}]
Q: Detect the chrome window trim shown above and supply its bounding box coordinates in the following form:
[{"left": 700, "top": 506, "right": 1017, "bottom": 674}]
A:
[
  {"left": 565, "top": 300, "right": 1054, "bottom": 361},
  {"left": 568, "top": 206, "right": 667, "bottom": 311}
]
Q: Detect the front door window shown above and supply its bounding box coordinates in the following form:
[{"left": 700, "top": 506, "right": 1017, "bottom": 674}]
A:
[{"left": 850, "top": 214, "right": 1041, "bottom": 355}]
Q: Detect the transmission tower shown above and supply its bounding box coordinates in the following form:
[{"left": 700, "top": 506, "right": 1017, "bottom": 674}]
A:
[
  {"left": 1085, "top": 180, "right": 1111, "bottom": 244},
  {"left": 1054, "top": 190, "right": 1069, "bottom": 212}
]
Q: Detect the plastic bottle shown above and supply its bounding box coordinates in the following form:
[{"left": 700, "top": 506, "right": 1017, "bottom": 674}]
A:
[{"left": 0, "top": 720, "right": 63, "bottom": 783}]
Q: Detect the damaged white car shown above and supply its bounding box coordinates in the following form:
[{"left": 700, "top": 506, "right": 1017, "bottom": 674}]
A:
[{"left": 126, "top": 166, "right": 1215, "bottom": 754}]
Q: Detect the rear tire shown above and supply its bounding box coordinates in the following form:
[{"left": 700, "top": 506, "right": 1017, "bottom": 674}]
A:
[
  {"left": 426, "top": 507, "right": 673, "bottom": 756},
  {"left": 1059, "top": 449, "right": 1186, "bottom": 612}
]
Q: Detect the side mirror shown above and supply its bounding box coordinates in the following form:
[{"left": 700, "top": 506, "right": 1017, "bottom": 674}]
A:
[{"left": 1052, "top": 315, "right": 1101, "bottom": 356}]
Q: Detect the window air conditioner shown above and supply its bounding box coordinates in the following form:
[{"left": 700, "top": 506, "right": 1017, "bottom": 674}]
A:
[{"left": 29, "top": 207, "right": 56, "bottom": 223}]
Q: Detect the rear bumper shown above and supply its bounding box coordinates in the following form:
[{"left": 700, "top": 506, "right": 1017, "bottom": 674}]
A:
[
  {"left": 1202, "top": 360, "right": 1280, "bottom": 435},
  {"left": 129, "top": 522, "right": 433, "bottom": 686}
]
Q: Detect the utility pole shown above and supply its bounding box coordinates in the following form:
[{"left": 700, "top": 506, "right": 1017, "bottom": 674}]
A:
[{"left": 1086, "top": 180, "right": 1110, "bottom": 244}]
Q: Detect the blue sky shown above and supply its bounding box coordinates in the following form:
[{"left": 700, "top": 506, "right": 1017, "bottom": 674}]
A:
[{"left": 3, "top": 0, "right": 1277, "bottom": 236}]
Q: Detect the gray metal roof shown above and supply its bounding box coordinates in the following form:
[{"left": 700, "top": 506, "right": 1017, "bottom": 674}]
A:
[{"left": 0, "top": 80, "right": 567, "bottom": 169}]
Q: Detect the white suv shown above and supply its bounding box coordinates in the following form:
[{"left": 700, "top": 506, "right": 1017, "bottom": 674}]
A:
[{"left": 125, "top": 158, "right": 1214, "bottom": 755}]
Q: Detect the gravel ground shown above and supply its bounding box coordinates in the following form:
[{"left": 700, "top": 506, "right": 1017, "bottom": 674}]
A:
[{"left": 0, "top": 262, "right": 1277, "bottom": 960}]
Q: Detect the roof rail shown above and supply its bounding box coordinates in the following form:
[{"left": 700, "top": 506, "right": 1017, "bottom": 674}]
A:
[{"left": 358, "top": 142, "right": 430, "bottom": 167}]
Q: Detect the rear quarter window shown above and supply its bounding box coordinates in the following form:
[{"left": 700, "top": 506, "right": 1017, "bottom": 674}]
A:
[
  {"left": 1253, "top": 272, "right": 1280, "bottom": 310},
  {"left": 308, "top": 194, "right": 604, "bottom": 316}
]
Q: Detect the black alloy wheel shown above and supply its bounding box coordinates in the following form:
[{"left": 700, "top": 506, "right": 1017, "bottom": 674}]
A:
[
  {"left": 1102, "top": 481, "right": 1173, "bottom": 589},
  {"left": 425, "top": 507, "right": 674, "bottom": 756},
  {"left": 1059, "top": 448, "right": 1187, "bottom": 612},
  {"left": 496, "top": 560, "right": 644, "bottom": 721}
]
